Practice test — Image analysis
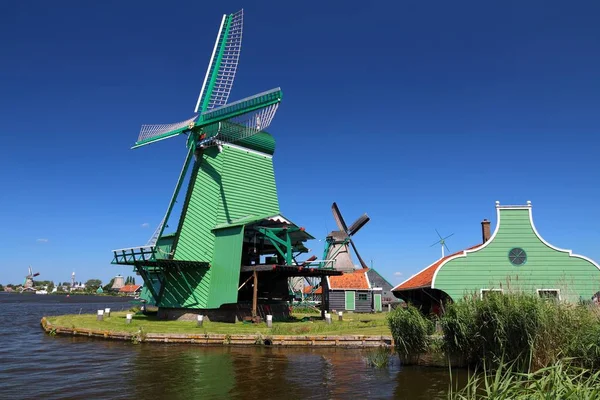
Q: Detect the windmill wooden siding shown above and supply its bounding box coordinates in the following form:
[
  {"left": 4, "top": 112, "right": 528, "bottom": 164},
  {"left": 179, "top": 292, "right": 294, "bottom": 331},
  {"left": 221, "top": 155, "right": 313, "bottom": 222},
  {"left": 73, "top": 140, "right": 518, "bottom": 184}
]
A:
[
  {"left": 329, "top": 291, "right": 372, "bottom": 312},
  {"left": 434, "top": 206, "right": 600, "bottom": 303},
  {"left": 161, "top": 141, "right": 280, "bottom": 309}
]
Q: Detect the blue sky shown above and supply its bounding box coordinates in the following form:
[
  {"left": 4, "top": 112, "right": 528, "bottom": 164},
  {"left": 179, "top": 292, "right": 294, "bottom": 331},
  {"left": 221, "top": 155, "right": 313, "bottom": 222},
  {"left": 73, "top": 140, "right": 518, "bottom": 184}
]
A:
[{"left": 1, "top": 0, "right": 599, "bottom": 286}]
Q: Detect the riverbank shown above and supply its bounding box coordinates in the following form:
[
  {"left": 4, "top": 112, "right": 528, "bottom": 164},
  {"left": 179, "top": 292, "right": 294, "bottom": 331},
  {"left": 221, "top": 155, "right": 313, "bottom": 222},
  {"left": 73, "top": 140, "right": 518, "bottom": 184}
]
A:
[{"left": 41, "top": 311, "right": 393, "bottom": 348}]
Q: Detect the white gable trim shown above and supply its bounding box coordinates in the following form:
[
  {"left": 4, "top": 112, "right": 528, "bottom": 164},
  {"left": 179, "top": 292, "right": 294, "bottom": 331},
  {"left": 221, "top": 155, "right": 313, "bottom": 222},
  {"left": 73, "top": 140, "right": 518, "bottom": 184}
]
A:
[
  {"left": 431, "top": 201, "right": 600, "bottom": 289},
  {"left": 528, "top": 206, "right": 600, "bottom": 271},
  {"left": 431, "top": 204, "right": 502, "bottom": 289}
]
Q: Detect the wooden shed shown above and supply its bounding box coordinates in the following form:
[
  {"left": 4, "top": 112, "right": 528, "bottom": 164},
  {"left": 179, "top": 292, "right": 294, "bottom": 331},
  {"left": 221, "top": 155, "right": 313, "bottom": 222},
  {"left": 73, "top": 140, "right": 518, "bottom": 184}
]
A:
[{"left": 327, "top": 268, "right": 374, "bottom": 312}]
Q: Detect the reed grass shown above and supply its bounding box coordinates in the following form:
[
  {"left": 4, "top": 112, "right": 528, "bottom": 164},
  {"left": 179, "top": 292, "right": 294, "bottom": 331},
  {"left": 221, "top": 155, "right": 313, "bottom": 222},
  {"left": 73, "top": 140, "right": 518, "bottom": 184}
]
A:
[
  {"left": 387, "top": 304, "right": 434, "bottom": 358},
  {"left": 449, "top": 359, "right": 600, "bottom": 399},
  {"left": 365, "top": 346, "right": 392, "bottom": 368},
  {"left": 440, "top": 292, "right": 600, "bottom": 370}
]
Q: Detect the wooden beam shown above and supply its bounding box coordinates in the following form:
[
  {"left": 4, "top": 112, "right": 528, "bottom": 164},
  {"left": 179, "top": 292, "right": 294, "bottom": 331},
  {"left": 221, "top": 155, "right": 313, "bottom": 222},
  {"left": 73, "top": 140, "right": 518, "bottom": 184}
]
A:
[{"left": 252, "top": 270, "right": 258, "bottom": 318}]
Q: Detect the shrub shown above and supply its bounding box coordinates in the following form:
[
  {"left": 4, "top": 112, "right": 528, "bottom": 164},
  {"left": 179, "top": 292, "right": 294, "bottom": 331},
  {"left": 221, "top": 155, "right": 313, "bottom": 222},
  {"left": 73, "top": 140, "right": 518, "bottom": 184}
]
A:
[
  {"left": 387, "top": 304, "right": 433, "bottom": 359},
  {"left": 441, "top": 292, "right": 600, "bottom": 370}
]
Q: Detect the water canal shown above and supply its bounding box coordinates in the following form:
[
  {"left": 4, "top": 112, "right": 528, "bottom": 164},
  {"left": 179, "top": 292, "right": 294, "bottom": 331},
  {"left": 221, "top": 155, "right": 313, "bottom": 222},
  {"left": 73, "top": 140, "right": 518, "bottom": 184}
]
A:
[{"left": 0, "top": 293, "right": 465, "bottom": 399}]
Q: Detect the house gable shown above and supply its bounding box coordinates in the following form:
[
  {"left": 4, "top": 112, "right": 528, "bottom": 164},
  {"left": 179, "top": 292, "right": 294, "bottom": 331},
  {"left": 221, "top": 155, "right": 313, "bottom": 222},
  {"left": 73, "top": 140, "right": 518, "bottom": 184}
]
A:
[{"left": 433, "top": 202, "right": 600, "bottom": 302}]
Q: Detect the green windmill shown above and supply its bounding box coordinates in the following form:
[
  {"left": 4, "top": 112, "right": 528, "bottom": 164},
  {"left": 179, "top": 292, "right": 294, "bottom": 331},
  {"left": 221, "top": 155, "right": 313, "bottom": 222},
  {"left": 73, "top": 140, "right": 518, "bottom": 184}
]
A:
[{"left": 112, "top": 9, "right": 340, "bottom": 321}]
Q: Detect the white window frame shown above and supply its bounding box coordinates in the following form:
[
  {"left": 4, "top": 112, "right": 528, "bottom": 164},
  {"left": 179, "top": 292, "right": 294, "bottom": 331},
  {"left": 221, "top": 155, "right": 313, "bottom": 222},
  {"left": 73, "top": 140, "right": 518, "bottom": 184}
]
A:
[
  {"left": 480, "top": 288, "right": 504, "bottom": 299},
  {"left": 536, "top": 288, "right": 561, "bottom": 301}
]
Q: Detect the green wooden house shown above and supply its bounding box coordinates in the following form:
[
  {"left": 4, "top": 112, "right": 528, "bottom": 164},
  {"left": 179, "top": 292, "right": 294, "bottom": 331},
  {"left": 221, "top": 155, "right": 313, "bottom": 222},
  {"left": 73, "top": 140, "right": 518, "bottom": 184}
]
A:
[{"left": 393, "top": 201, "right": 600, "bottom": 311}]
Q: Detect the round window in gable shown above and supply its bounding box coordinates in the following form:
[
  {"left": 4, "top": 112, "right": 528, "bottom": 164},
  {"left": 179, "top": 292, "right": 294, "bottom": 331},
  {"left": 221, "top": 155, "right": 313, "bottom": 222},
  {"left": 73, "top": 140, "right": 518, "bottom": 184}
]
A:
[{"left": 508, "top": 248, "right": 527, "bottom": 266}]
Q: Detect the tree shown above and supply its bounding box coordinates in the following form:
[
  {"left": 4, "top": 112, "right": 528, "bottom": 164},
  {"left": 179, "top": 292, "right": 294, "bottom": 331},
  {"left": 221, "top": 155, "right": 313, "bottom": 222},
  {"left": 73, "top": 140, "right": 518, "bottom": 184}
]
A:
[
  {"left": 47, "top": 282, "right": 54, "bottom": 292},
  {"left": 85, "top": 279, "right": 102, "bottom": 291},
  {"left": 103, "top": 278, "right": 115, "bottom": 292},
  {"left": 0, "top": 284, "right": 4, "bottom": 291}
]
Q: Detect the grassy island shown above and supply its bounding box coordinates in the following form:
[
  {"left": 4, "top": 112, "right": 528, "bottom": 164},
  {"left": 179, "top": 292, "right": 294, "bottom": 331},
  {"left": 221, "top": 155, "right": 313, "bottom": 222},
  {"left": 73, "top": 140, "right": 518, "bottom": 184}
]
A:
[{"left": 44, "top": 310, "right": 391, "bottom": 337}]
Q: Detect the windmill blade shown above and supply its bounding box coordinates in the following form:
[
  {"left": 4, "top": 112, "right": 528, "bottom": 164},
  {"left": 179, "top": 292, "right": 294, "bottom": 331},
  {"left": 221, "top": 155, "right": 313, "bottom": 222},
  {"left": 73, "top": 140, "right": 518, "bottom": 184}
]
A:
[
  {"left": 33, "top": 272, "right": 40, "bottom": 277},
  {"left": 194, "top": 9, "right": 243, "bottom": 113},
  {"left": 435, "top": 229, "right": 443, "bottom": 240},
  {"left": 200, "top": 88, "right": 281, "bottom": 126},
  {"left": 331, "top": 202, "right": 348, "bottom": 233},
  {"left": 444, "top": 242, "right": 451, "bottom": 253},
  {"left": 349, "top": 238, "right": 369, "bottom": 269},
  {"left": 199, "top": 101, "right": 280, "bottom": 147},
  {"left": 132, "top": 115, "right": 198, "bottom": 149},
  {"left": 430, "top": 239, "right": 442, "bottom": 247},
  {"left": 348, "top": 214, "right": 370, "bottom": 236},
  {"left": 442, "top": 233, "right": 455, "bottom": 241}
]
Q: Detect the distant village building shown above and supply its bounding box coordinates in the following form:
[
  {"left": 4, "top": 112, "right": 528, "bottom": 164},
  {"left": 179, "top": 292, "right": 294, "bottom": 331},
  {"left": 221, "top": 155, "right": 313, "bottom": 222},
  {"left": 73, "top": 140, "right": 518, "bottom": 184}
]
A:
[
  {"left": 119, "top": 284, "right": 142, "bottom": 296},
  {"left": 393, "top": 201, "right": 600, "bottom": 313},
  {"left": 302, "top": 285, "right": 322, "bottom": 302}
]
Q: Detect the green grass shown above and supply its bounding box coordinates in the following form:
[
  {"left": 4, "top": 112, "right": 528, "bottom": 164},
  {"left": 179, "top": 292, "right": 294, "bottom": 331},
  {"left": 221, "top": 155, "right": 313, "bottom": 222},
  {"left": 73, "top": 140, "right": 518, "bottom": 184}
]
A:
[{"left": 46, "top": 311, "right": 391, "bottom": 336}]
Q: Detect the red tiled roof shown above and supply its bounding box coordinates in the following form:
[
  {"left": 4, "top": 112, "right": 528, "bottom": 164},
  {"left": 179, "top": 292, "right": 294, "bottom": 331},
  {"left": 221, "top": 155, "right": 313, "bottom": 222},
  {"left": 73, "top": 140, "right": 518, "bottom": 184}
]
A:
[
  {"left": 303, "top": 285, "right": 323, "bottom": 294},
  {"left": 119, "top": 284, "right": 142, "bottom": 293},
  {"left": 393, "top": 245, "right": 483, "bottom": 291},
  {"left": 329, "top": 268, "right": 370, "bottom": 290}
]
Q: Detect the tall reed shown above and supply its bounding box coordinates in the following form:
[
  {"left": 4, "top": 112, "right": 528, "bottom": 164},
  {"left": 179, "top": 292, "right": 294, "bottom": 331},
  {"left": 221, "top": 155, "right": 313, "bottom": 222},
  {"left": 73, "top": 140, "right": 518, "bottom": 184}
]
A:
[
  {"left": 440, "top": 292, "right": 600, "bottom": 370},
  {"left": 387, "top": 304, "right": 433, "bottom": 360},
  {"left": 449, "top": 359, "right": 600, "bottom": 399}
]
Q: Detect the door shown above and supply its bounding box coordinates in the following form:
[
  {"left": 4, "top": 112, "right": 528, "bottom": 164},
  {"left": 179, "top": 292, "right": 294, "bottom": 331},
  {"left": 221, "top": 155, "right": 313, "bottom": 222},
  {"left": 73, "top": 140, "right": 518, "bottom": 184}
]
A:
[
  {"left": 374, "top": 294, "right": 382, "bottom": 312},
  {"left": 345, "top": 291, "right": 355, "bottom": 310}
]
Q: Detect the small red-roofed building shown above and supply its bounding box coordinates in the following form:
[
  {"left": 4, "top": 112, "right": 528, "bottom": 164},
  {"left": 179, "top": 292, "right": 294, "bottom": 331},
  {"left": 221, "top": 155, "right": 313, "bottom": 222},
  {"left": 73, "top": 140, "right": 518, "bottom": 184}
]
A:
[
  {"left": 326, "top": 268, "right": 374, "bottom": 312},
  {"left": 119, "top": 284, "right": 142, "bottom": 296}
]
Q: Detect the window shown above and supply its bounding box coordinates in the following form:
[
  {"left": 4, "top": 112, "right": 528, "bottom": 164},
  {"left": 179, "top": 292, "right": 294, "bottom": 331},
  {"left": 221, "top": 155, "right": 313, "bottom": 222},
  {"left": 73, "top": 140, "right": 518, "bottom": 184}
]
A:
[
  {"left": 537, "top": 289, "right": 560, "bottom": 301},
  {"left": 480, "top": 288, "right": 503, "bottom": 299},
  {"left": 358, "top": 293, "right": 368, "bottom": 301},
  {"left": 508, "top": 248, "right": 527, "bottom": 265}
]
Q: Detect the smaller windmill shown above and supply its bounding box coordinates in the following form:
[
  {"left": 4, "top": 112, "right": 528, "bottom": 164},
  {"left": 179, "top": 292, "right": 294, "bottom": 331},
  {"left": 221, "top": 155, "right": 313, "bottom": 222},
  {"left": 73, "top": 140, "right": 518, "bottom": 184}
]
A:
[
  {"left": 24, "top": 266, "right": 40, "bottom": 289},
  {"left": 323, "top": 202, "right": 371, "bottom": 272},
  {"left": 430, "top": 229, "right": 454, "bottom": 258}
]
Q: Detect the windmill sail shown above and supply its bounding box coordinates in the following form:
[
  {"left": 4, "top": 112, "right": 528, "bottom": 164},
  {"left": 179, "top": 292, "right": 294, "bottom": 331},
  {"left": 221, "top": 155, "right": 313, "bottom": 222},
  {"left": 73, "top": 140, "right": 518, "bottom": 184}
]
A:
[
  {"left": 198, "top": 88, "right": 282, "bottom": 146},
  {"left": 134, "top": 115, "right": 198, "bottom": 149},
  {"left": 195, "top": 9, "right": 243, "bottom": 113}
]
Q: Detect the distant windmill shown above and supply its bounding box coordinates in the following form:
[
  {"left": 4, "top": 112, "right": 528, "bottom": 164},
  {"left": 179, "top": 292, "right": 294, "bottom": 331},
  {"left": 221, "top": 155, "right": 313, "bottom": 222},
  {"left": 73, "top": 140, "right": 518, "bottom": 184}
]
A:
[
  {"left": 430, "top": 229, "right": 454, "bottom": 258},
  {"left": 24, "top": 266, "right": 40, "bottom": 288}
]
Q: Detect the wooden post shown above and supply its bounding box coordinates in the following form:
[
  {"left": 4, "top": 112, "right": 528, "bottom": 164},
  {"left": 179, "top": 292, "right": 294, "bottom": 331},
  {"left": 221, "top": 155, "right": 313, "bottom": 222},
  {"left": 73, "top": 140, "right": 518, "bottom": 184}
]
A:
[
  {"left": 252, "top": 270, "right": 258, "bottom": 318},
  {"left": 320, "top": 275, "right": 330, "bottom": 319}
]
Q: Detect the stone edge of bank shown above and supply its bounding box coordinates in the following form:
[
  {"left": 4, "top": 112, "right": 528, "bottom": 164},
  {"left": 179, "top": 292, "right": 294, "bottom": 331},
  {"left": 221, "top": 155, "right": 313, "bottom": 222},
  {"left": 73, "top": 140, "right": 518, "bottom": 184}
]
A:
[{"left": 40, "top": 317, "right": 394, "bottom": 348}]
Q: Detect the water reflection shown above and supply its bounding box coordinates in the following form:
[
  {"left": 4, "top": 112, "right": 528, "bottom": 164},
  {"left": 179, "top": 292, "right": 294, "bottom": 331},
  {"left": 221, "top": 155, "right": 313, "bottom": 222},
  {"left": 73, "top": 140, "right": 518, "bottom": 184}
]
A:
[{"left": 0, "top": 294, "right": 466, "bottom": 400}]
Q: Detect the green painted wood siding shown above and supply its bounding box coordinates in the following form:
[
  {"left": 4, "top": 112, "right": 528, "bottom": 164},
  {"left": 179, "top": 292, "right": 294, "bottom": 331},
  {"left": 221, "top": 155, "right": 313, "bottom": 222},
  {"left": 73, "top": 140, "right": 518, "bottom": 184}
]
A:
[
  {"left": 158, "top": 143, "right": 280, "bottom": 309},
  {"left": 434, "top": 208, "right": 600, "bottom": 303},
  {"left": 206, "top": 226, "right": 245, "bottom": 308},
  {"left": 345, "top": 291, "right": 355, "bottom": 310},
  {"left": 374, "top": 294, "right": 382, "bottom": 312}
]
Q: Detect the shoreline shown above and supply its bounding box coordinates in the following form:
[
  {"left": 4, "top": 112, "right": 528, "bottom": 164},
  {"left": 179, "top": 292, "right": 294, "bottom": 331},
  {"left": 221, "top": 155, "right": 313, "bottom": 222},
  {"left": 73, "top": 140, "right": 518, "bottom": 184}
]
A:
[{"left": 40, "top": 316, "right": 394, "bottom": 348}]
